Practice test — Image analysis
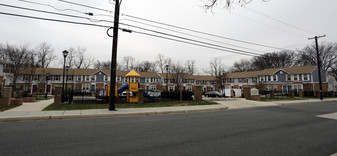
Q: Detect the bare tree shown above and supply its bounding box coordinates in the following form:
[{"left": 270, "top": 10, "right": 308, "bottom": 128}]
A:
[
  {"left": 331, "top": 65, "right": 337, "bottom": 82},
  {"left": 135, "top": 61, "right": 157, "bottom": 72},
  {"left": 296, "top": 42, "right": 337, "bottom": 72},
  {"left": 34, "top": 42, "right": 56, "bottom": 68},
  {"left": 171, "top": 61, "right": 186, "bottom": 90},
  {"left": 156, "top": 54, "right": 166, "bottom": 73},
  {"left": 65, "top": 47, "right": 76, "bottom": 68},
  {"left": 82, "top": 57, "right": 95, "bottom": 69},
  {"left": 203, "top": 0, "right": 267, "bottom": 10},
  {"left": 74, "top": 46, "right": 86, "bottom": 69},
  {"left": 185, "top": 60, "right": 196, "bottom": 75},
  {"left": 156, "top": 54, "right": 173, "bottom": 73},
  {"left": 205, "top": 58, "right": 228, "bottom": 91},
  {"left": 2, "top": 43, "right": 35, "bottom": 96},
  {"left": 251, "top": 50, "right": 295, "bottom": 70},
  {"left": 230, "top": 59, "right": 255, "bottom": 72},
  {"left": 122, "top": 56, "right": 136, "bottom": 71}
]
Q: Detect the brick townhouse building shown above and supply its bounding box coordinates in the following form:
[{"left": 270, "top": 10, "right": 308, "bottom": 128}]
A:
[
  {"left": 14, "top": 68, "right": 221, "bottom": 94},
  {"left": 0, "top": 60, "right": 13, "bottom": 89},
  {"left": 13, "top": 65, "right": 329, "bottom": 97},
  {"left": 225, "top": 66, "right": 328, "bottom": 95}
]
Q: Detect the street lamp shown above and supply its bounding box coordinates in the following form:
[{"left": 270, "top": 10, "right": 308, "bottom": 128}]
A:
[
  {"left": 61, "top": 50, "right": 68, "bottom": 103},
  {"left": 65, "top": 66, "right": 70, "bottom": 92},
  {"left": 165, "top": 65, "right": 169, "bottom": 91}
]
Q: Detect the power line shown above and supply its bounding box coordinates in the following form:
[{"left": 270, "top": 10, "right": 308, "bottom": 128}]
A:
[
  {"left": 18, "top": 0, "right": 85, "bottom": 14},
  {"left": 122, "top": 18, "right": 266, "bottom": 53},
  {"left": 0, "top": 11, "right": 259, "bottom": 57},
  {"left": 18, "top": 0, "right": 114, "bottom": 18},
  {"left": 122, "top": 14, "right": 291, "bottom": 50},
  {"left": 0, "top": 3, "right": 110, "bottom": 23},
  {"left": 17, "top": 0, "right": 267, "bottom": 53},
  {"left": 0, "top": 3, "right": 261, "bottom": 56},
  {"left": 245, "top": 7, "right": 318, "bottom": 35},
  {"left": 53, "top": 0, "right": 290, "bottom": 50},
  {"left": 0, "top": 11, "right": 110, "bottom": 28},
  {"left": 119, "top": 23, "right": 261, "bottom": 56},
  {"left": 230, "top": 12, "right": 308, "bottom": 38},
  {"left": 132, "top": 30, "right": 258, "bottom": 56},
  {"left": 58, "top": 0, "right": 113, "bottom": 13}
]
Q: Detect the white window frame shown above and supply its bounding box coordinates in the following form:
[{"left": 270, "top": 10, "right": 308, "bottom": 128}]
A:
[
  {"left": 55, "top": 75, "right": 60, "bottom": 81},
  {"left": 85, "top": 75, "right": 90, "bottom": 81},
  {"left": 90, "top": 75, "right": 96, "bottom": 81},
  {"left": 150, "top": 85, "right": 156, "bottom": 91},
  {"left": 294, "top": 74, "right": 299, "bottom": 81},
  {"left": 77, "top": 75, "right": 82, "bottom": 81}
]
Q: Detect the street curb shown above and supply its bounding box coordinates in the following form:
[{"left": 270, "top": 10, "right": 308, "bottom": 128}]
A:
[
  {"left": 0, "top": 106, "right": 229, "bottom": 122},
  {"left": 276, "top": 99, "right": 337, "bottom": 105}
]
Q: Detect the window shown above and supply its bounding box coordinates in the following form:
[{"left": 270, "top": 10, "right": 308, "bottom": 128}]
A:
[
  {"left": 187, "top": 85, "right": 192, "bottom": 91},
  {"left": 303, "top": 74, "right": 309, "bottom": 81},
  {"left": 294, "top": 74, "right": 298, "bottom": 81},
  {"left": 266, "top": 85, "right": 271, "bottom": 91},
  {"left": 168, "top": 86, "right": 174, "bottom": 92},
  {"left": 267, "top": 76, "right": 271, "bottom": 81},
  {"left": 252, "top": 78, "right": 257, "bottom": 83},
  {"left": 55, "top": 75, "right": 60, "bottom": 81},
  {"left": 90, "top": 75, "right": 96, "bottom": 81},
  {"left": 273, "top": 75, "right": 277, "bottom": 81},
  {"left": 33, "top": 75, "right": 38, "bottom": 81},
  {"left": 286, "top": 75, "right": 291, "bottom": 81},
  {"left": 260, "top": 76, "right": 264, "bottom": 82},
  {"left": 104, "top": 75, "right": 109, "bottom": 81},
  {"left": 85, "top": 75, "right": 90, "bottom": 81},
  {"left": 77, "top": 75, "right": 82, "bottom": 81},
  {"left": 150, "top": 85, "right": 156, "bottom": 91},
  {"left": 68, "top": 76, "right": 73, "bottom": 81}
]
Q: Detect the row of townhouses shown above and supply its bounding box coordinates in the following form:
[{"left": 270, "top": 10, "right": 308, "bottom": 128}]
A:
[{"left": 1, "top": 59, "right": 336, "bottom": 96}]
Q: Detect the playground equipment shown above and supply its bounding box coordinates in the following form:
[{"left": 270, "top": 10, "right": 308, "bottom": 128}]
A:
[{"left": 97, "top": 70, "right": 155, "bottom": 103}]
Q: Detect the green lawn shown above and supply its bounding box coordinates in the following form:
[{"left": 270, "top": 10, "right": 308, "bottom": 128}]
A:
[
  {"left": 43, "top": 100, "right": 217, "bottom": 111},
  {"left": 35, "top": 96, "right": 54, "bottom": 101},
  {"left": 0, "top": 105, "right": 19, "bottom": 112}
]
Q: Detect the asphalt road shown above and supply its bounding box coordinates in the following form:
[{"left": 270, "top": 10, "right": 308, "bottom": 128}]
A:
[{"left": 1, "top": 101, "right": 337, "bottom": 156}]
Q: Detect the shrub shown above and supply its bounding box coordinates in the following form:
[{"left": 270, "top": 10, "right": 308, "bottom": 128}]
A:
[{"left": 161, "top": 91, "right": 194, "bottom": 101}]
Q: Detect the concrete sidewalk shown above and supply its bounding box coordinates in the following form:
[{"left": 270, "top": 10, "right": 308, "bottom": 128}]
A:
[
  {"left": 0, "top": 103, "right": 229, "bottom": 122},
  {"left": 1, "top": 98, "right": 337, "bottom": 122},
  {"left": 6, "top": 99, "right": 54, "bottom": 112}
]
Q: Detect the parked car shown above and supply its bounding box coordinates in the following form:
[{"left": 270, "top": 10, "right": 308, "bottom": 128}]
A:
[
  {"left": 147, "top": 90, "right": 162, "bottom": 97},
  {"left": 204, "top": 91, "right": 223, "bottom": 97}
]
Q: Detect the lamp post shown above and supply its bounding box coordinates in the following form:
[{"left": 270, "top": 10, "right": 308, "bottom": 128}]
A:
[
  {"left": 65, "top": 66, "right": 69, "bottom": 92},
  {"left": 165, "top": 65, "right": 169, "bottom": 91},
  {"left": 61, "top": 50, "right": 68, "bottom": 103}
]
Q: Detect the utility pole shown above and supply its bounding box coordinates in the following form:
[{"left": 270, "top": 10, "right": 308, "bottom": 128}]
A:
[
  {"left": 109, "top": 0, "right": 121, "bottom": 111},
  {"left": 308, "top": 35, "right": 326, "bottom": 100}
]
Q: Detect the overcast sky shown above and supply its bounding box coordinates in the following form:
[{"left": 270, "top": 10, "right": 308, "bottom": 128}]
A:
[{"left": 0, "top": 0, "right": 336, "bottom": 73}]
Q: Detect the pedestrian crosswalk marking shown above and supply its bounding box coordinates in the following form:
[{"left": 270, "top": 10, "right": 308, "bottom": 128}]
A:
[{"left": 317, "top": 112, "right": 337, "bottom": 121}]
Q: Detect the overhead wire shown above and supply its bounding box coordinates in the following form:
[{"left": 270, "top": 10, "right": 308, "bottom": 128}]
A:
[
  {"left": 0, "top": 11, "right": 259, "bottom": 57},
  {"left": 55, "top": 0, "right": 290, "bottom": 51},
  {"left": 230, "top": 12, "right": 308, "bottom": 38},
  {"left": 0, "top": 3, "right": 110, "bottom": 23},
  {"left": 244, "top": 7, "right": 318, "bottom": 36},
  {"left": 122, "top": 18, "right": 266, "bottom": 53},
  {"left": 17, "top": 0, "right": 114, "bottom": 18},
  {"left": 1, "top": 3, "right": 262, "bottom": 56},
  {"left": 18, "top": 0, "right": 85, "bottom": 14}
]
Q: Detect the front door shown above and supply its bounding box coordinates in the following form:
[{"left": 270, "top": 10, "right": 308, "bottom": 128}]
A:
[{"left": 46, "top": 85, "right": 51, "bottom": 93}]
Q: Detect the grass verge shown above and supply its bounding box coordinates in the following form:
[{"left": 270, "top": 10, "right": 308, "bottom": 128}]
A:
[
  {"left": 43, "top": 100, "right": 217, "bottom": 111},
  {"left": 0, "top": 105, "right": 19, "bottom": 112}
]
